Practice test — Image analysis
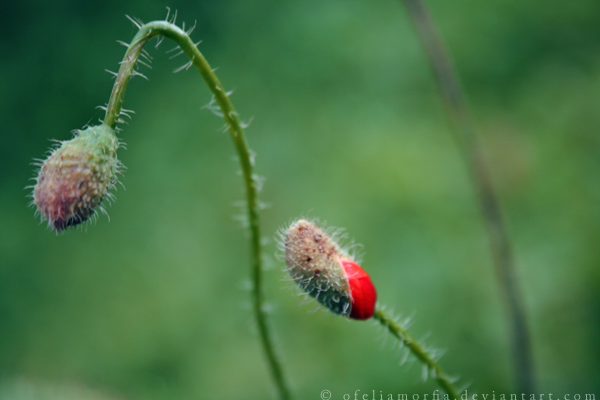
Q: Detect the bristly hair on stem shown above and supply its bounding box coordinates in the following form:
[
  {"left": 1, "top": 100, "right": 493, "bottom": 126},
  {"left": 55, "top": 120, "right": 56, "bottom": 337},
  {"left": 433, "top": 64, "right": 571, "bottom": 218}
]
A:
[
  {"left": 104, "top": 17, "right": 292, "bottom": 400},
  {"left": 373, "top": 307, "right": 461, "bottom": 400},
  {"left": 277, "top": 217, "right": 460, "bottom": 397},
  {"left": 30, "top": 16, "right": 292, "bottom": 400},
  {"left": 399, "top": 0, "right": 535, "bottom": 393}
]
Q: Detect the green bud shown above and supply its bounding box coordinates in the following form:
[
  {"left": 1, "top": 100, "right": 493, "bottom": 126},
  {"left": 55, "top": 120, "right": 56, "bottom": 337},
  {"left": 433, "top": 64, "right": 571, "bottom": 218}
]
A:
[{"left": 32, "top": 124, "right": 121, "bottom": 232}]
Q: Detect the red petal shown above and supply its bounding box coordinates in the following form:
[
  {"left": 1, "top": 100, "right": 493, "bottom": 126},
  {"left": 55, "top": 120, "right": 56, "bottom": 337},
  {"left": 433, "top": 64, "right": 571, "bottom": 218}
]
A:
[{"left": 340, "top": 259, "right": 377, "bottom": 320}]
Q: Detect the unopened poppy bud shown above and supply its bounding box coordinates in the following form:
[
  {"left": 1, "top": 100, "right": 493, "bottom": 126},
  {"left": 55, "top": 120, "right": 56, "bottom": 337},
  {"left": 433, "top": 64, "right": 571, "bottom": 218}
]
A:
[
  {"left": 32, "top": 124, "right": 120, "bottom": 232},
  {"left": 283, "top": 219, "right": 377, "bottom": 320}
]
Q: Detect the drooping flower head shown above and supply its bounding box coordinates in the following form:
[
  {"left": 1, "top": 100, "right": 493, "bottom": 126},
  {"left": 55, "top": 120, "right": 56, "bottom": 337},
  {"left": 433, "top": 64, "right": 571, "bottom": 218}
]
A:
[
  {"left": 32, "top": 124, "right": 121, "bottom": 232},
  {"left": 283, "top": 219, "right": 377, "bottom": 320}
]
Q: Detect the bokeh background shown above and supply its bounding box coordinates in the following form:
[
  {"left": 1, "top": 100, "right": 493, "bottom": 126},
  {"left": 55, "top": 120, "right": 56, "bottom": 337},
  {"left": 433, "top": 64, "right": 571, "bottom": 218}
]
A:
[{"left": 1, "top": 0, "right": 599, "bottom": 399}]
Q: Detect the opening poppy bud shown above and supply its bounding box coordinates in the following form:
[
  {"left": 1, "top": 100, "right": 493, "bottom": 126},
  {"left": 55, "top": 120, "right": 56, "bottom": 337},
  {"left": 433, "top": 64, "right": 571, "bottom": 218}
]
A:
[
  {"left": 283, "top": 219, "right": 377, "bottom": 320},
  {"left": 32, "top": 124, "right": 120, "bottom": 232}
]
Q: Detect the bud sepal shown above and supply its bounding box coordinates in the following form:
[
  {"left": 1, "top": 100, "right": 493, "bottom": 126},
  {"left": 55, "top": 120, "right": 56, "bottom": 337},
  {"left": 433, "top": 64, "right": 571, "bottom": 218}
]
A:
[
  {"left": 282, "top": 219, "right": 377, "bottom": 320},
  {"left": 32, "top": 124, "right": 121, "bottom": 232}
]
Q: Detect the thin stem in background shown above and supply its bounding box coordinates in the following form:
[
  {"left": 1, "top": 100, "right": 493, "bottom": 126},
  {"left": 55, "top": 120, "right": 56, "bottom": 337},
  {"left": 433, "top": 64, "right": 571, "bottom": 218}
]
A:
[
  {"left": 374, "top": 307, "right": 460, "bottom": 400},
  {"left": 399, "top": 0, "right": 535, "bottom": 393},
  {"left": 104, "top": 19, "right": 291, "bottom": 400}
]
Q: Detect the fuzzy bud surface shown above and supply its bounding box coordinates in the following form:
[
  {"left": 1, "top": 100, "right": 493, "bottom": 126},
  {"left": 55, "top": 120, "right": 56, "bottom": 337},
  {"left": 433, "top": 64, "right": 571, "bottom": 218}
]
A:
[
  {"left": 33, "top": 124, "right": 120, "bottom": 232},
  {"left": 284, "top": 219, "right": 377, "bottom": 320}
]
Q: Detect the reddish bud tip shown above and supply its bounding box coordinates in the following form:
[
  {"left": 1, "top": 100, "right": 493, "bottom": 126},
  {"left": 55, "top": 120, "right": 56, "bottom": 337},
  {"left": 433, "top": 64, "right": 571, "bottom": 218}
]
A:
[{"left": 340, "top": 258, "right": 377, "bottom": 320}]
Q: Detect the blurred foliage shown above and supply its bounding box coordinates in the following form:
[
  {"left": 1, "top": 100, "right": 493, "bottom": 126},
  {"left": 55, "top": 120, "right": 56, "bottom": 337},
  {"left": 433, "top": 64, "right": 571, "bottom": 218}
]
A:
[{"left": 0, "top": 0, "right": 599, "bottom": 399}]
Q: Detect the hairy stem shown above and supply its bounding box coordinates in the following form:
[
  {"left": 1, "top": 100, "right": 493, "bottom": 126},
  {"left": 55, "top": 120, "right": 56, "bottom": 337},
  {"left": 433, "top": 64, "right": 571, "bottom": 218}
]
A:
[
  {"left": 104, "top": 20, "right": 291, "bottom": 400},
  {"left": 399, "top": 0, "right": 535, "bottom": 393},
  {"left": 374, "top": 308, "right": 460, "bottom": 399}
]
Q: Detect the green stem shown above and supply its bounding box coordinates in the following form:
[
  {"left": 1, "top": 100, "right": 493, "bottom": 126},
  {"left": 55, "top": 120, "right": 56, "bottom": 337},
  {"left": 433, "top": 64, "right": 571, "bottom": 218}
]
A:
[
  {"left": 373, "top": 307, "right": 460, "bottom": 400},
  {"left": 104, "top": 20, "right": 291, "bottom": 400},
  {"left": 399, "top": 0, "right": 535, "bottom": 393}
]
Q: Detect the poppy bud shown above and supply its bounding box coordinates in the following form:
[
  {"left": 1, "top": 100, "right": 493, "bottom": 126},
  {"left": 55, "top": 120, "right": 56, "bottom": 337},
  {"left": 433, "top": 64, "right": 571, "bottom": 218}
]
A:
[
  {"left": 32, "top": 124, "right": 120, "bottom": 232},
  {"left": 283, "top": 219, "right": 377, "bottom": 320}
]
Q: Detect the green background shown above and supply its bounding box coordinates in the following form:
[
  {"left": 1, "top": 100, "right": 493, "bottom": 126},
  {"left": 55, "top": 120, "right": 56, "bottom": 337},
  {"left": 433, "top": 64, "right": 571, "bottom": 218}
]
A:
[{"left": 1, "top": 0, "right": 599, "bottom": 399}]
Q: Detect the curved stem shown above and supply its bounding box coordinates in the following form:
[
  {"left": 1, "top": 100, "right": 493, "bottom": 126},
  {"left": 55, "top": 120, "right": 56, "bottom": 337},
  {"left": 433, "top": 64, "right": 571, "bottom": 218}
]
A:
[
  {"left": 104, "top": 20, "right": 291, "bottom": 400},
  {"left": 373, "top": 307, "right": 460, "bottom": 400},
  {"left": 399, "top": 0, "right": 535, "bottom": 393}
]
